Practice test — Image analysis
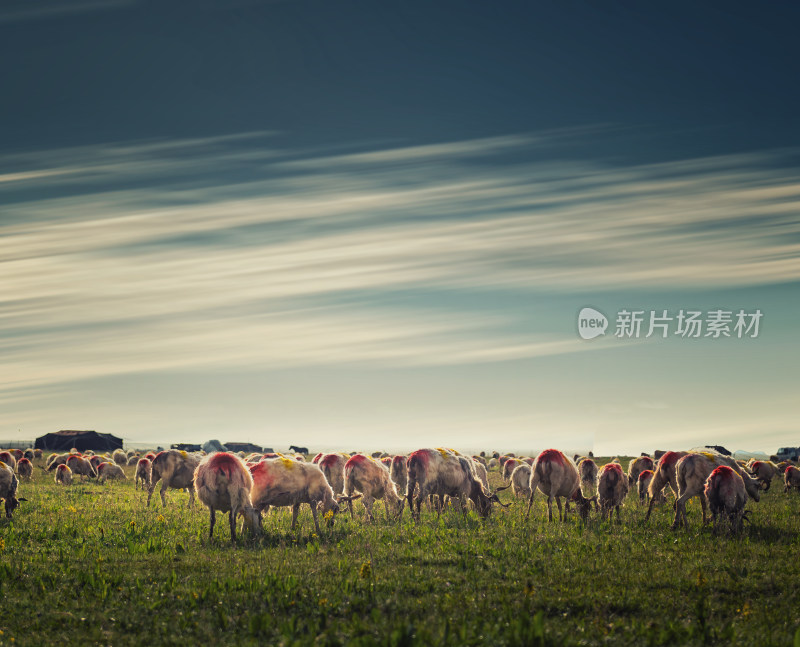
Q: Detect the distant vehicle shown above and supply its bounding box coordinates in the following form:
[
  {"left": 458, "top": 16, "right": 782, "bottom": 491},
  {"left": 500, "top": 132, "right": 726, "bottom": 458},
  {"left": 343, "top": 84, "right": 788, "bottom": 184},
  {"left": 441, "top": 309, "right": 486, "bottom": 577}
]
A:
[{"left": 776, "top": 447, "right": 800, "bottom": 461}]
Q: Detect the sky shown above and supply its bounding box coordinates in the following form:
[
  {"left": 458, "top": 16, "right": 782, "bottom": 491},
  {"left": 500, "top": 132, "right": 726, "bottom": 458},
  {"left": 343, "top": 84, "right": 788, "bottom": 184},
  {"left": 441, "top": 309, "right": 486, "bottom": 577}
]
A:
[{"left": 1, "top": 1, "right": 798, "bottom": 455}]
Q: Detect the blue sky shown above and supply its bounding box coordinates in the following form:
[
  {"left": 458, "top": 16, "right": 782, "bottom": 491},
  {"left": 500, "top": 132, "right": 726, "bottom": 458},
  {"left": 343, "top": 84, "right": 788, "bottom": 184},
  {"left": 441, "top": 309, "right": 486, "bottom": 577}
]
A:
[{"left": 1, "top": 1, "right": 798, "bottom": 454}]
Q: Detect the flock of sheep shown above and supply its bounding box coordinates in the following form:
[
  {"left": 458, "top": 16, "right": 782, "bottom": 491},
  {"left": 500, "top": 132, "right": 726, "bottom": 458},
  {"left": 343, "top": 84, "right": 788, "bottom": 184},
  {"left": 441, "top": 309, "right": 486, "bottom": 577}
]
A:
[{"left": 1, "top": 445, "right": 799, "bottom": 542}]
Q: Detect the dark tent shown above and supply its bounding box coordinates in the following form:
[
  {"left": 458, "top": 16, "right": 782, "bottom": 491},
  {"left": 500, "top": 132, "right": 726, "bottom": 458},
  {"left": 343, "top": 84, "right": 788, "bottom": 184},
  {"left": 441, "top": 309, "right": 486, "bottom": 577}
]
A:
[
  {"left": 225, "top": 442, "right": 263, "bottom": 453},
  {"left": 34, "top": 430, "right": 123, "bottom": 452}
]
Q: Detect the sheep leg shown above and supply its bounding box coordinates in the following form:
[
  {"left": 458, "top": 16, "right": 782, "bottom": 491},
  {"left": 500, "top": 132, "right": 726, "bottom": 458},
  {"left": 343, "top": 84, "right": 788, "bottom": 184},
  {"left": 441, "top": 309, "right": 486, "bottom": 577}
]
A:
[
  {"left": 556, "top": 497, "right": 563, "bottom": 522},
  {"left": 700, "top": 495, "right": 709, "bottom": 525},
  {"left": 160, "top": 483, "right": 168, "bottom": 508},
  {"left": 363, "top": 495, "right": 374, "bottom": 523},
  {"left": 187, "top": 486, "right": 195, "bottom": 508},
  {"left": 229, "top": 509, "right": 237, "bottom": 543},
  {"left": 547, "top": 495, "right": 554, "bottom": 522},
  {"left": 209, "top": 508, "right": 216, "bottom": 539},
  {"left": 291, "top": 503, "right": 300, "bottom": 530},
  {"left": 311, "top": 505, "right": 322, "bottom": 535}
]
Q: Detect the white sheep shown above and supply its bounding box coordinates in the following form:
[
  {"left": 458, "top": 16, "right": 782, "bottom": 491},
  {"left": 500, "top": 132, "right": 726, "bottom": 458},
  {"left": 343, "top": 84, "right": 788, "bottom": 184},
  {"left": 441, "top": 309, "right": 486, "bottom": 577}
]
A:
[
  {"left": 147, "top": 450, "right": 200, "bottom": 507},
  {"left": 343, "top": 454, "right": 404, "bottom": 521},
  {"left": 597, "top": 462, "right": 628, "bottom": 521},
  {"left": 525, "top": 449, "right": 594, "bottom": 522}
]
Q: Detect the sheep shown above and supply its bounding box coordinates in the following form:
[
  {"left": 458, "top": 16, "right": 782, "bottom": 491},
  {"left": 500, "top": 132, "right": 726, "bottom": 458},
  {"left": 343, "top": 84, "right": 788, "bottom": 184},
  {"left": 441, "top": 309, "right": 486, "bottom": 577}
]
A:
[
  {"left": 496, "top": 463, "right": 532, "bottom": 500},
  {"left": 127, "top": 455, "right": 140, "bottom": 466},
  {"left": 23, "top": 449, "right": 35, "bottom": 461},
  {"left": 487, "top": 458, "right": 499, "bottom": 470},
  {"left": 597, "top": 462, "right": 628, "bottom": 521},
  {"left": 147, "top": 450, "right": 201, "bottom": 508},
  {"left": 194, "top": 452, "right": 262, "bottom": 542},
  {"left": 784, "top": 465, "right": 800, "bottom": 492},
  {"left": 16, "top": 457, "right": 33, "bottom": 481},
  {"left": 55, "top": 463, "right": 73, "bottom": 486},
  {"left": 46, "top": 453, "right": 70, "bottom": 471},
  {"left": 472, "top": 459, "right": 490, "bottom": 491},
  {"left": 343, "top": 454, "right": 405, "bottom": 522},
  {"left": 406, "top": 448, "right": 505, "bottom": 521},
  {"left": 318, "top": 453, "right": 348, "bottom": 496},
  {"left": 66, "top": 455, "right": 97, "bottom": 481},
  {"left": 627, "top": 455, "right": 654, "bottom": 489},
  {"left": 135, "top": 458, "right": 152, "bottom": 491},
  {"left": 644, "top": 451, "right": 688, "bottom": 522},
  {"left": 748, "top": 461, "right": 781, "bottom": 491},
  {"left": 249, "top": 456, "right": 354, "bottom": 535},
  {"left": 390, "top": 455, "right": 408, "bottom": 495},
  {"left": 525, "top": 449, "right": 595, "bottom": 522},
  {"left": 112, "top": 449, "right": 128, "bottom": 465},
  {"left": 673, "top": 452, "right": 762, "bottom": 530},
  {"left": 0, "top": 451, "right": 16, "bottom": 471},
  {"left": 704, "top": 465, "right": 748, "bottom": 534},
  {"left": 0, "top": 461, "right": 26, "bottom": 518},
  {"left": 97, "top": 462, "right": 127, "bottom": 484},
  {"left": 637, "top": 469, "right": 666, "bottom": 505},
  {"left": 502, "top": 458, "right": 522, "bottom": 483},
  {"left": 472, "top": 455, "right": 487, "bottom": 467},
  {"left": 577, "top": 458, "right": 598, "bottom": 497}
]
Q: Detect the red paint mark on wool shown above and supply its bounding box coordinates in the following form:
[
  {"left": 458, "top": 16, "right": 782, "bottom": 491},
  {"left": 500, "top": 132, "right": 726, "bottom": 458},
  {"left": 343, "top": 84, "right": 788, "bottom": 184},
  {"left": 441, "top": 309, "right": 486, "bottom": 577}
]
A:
[{"left": 537, "top": 449, "right": 565, "bottom": 465}]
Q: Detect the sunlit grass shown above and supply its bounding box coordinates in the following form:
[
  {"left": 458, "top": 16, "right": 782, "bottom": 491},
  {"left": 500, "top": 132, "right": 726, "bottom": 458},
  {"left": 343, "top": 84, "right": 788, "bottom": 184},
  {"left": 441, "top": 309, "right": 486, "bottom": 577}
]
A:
[{"left": 1, "top": 457, "right": 799, "bottom": 646}]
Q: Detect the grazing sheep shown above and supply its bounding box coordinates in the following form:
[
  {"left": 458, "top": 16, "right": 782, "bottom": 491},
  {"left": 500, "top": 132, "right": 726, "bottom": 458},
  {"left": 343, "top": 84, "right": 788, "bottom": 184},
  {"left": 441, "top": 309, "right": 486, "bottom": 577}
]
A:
[
  {"left": 135, "top": 458, "right": 152, "bottom": 491},
  {"left": 344, "top": 454, "right": 404, "bottom": 521},
  {"left": 406, "top": 448, "right": 505, "bottom": 521},
  {"left": 637, "top": 470, "right": 665, "bottom": 505},
  {"left": 16, "top": 457, "right": 33, "bottom": 481},
  {"left": 55, "top": 463, "right": 73, "bottom": 486},
  {"left": 127, "top": 455, "right": 140, "bottom": 466},
  {"left": 318, "top": 453, "right": 348, "bottom": 496},
  {"left": 502, "top": 458, "right": 522, "bottom": 483},
  {"left": 627, "top": 455, "right": 654, "bottom": 489},
  {"left": 194, "top": 453, "right": 262, "bottom": 542},
  {"left": 249, "top": 457, "right": 350, "bottom": 535},
  {"left": 598, "top": 462, "right": 628, "bottom": 521},
  {"left": 577, "top": 458, "right": 598, "bottom": 497},
  {"left": 47, "top": 453, "right": 70, "bottom": 471},
  {"left": 487, "top": 458, "right": 499, "bottom": 470},
  {"left": 644, "top": 451, "right": 689, "bottom": 522},
  {"left": 472, "top": 455, "right": 487, "bottom": 467},
  {"left": 66, "top": 455, "right": 97, "bottom": 481},
  {"left": 390, "top": 455, "right": 408, "bottom": 495},
  {"left": 0, "top": 461, "right": 25, "bottom": 518},
  {"left": 496, "top": 463, "right": 532, "bottom": 500},
  {"left": 112, "top": 449, "right": 128, "bottom": 465},
  {"left": 0, "top": 451, "right": 16, "bottom": 471},
  {"left": 673, "top": 452, "right": 761, "bottom": 530},
  {"left": 784, "top": 465, "right": 800, "bottom": 492},
  {"left": 97, "top": 462, "right": 127, "bottom": 483},
  {"left": 23, "top": 449, "right": 35, "bottom": 461},
  {"left": 34, "top": 448, "right": 43, "bottom": 459},
  {"left": 748, "top": 461, "right": 780, "bottom": 491},
  {"left": 704, "top": 465, "right": 747, "bottom": 534},
  {"left": 525, "top": 449, "right": 595, "bottom": 522},
  {"left": 147, "top": 450, "right": 200, "bottom": 508}
]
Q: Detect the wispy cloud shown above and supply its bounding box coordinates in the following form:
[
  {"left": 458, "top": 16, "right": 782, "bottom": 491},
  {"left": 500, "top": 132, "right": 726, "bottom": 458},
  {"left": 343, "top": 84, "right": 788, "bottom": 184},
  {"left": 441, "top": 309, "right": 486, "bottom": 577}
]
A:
[{"left": 1, "top": 130, "right": 799, "bottom": 393}]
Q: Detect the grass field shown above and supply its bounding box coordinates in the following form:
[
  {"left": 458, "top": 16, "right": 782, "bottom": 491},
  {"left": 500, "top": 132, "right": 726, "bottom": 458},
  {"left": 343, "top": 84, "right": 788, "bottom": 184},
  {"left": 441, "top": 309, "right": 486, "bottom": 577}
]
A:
[{"left": 2, "top": 456, "right": 800, "bottom": 647}]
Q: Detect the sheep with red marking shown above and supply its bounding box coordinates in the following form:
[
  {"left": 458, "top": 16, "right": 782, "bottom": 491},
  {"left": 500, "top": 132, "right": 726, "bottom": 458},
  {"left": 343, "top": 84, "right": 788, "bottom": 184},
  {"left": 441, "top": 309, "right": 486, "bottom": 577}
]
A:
[
  {"left": 502, "top": 458, "right": 522, "bottom": 483},
  {"left": 55, "top": 464, "right": 72, "bottom": 486},
  {"left": 147, "top": 450, "right": 200, "bottom": 508},
  {"left": 97, "top": 461, "right": 127, "bottom": 484},
  {"left": 627, "top": 455, "right": 654, "bottom": 489},
  {"left": 597, "top": 462, "right": 628, "bottom": 521},
  {"left": 525, "top": 449, "right": 594, "bottom": 522},
  {"left": 577, "top": 458, "right": 598, "bottom": 497},
  {"left": 344, "top": 454, "right": 405, "bottom": 521},
  {"left": 0, "top": 451, "right": 16, "bottom": 471},
  {"left": 406, "top": 448, "right": 505, "bottom": 521},
  {"left": 637, "top": 470, "right": 665, "bottom": 505},
  {"left": 318, "top": 453, "right": 348, "bottom": 496},
  {"left": 127, "top": 455, "right": 140, "bottom": 466},
  {"left": 784, "top": 465, "right": 800, "bottom": 492},
  {"left": 67, "top": 455, "right": 97, "bottom": 482},
  {"left": 390, "top": 455, "right": 408, "bottom": 495},
  {"left": 672, "top": 452, "right": 761, "bottom": 530},
  {"left": 704, "top": 465, "right": 748, "bottom": 534},
  {"left": 0, "top": 461, "right": 25, "bottom": 518},
  {"left": 644, "top": 451, "right": 688, "bottom": 522},
  {"left": 748, "top": 461, "right": 780, "bottom": 491},
  {"left": 194, "top": 452, "right": 262, "bottom": 542},
  {"left": 135, "top": 458, "right": 152, "bottom": 491},
  {"left": 249, "top": 457, "right": 353, "bottom": 535},
  {"left": 16, "top": 457, "right": 33, "bottom": 481}
]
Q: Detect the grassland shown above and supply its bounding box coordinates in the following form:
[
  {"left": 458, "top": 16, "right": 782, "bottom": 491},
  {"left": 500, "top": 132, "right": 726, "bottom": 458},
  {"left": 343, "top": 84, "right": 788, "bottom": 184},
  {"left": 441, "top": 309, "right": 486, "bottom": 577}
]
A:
[{"left": 1, "top": 456, "right": 800, "bottom": 647}]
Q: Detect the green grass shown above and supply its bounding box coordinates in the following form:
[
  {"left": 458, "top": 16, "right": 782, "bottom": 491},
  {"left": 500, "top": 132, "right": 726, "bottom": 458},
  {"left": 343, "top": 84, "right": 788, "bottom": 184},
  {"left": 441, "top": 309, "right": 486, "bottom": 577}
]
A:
[{"left": 2, "top": 457, "right": 800, "bottom": 646}]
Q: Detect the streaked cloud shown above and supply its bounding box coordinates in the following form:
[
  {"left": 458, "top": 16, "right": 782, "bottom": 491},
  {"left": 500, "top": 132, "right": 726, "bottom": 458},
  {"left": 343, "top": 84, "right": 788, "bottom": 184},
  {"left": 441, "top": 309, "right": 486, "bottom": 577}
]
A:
[{"left": 1, "top": 130, "right": 799, "bottom": 395}]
